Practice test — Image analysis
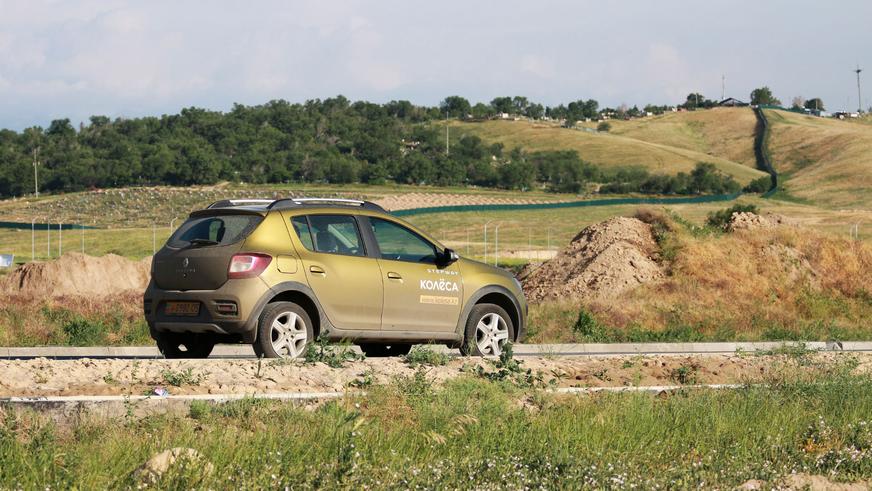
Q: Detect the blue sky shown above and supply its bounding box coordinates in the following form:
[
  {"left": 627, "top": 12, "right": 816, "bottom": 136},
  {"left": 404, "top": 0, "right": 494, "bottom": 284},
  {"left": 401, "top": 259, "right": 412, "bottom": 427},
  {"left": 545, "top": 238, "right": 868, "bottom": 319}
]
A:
[{"left": 1, "top": 0, "right": 870, "bottom": 130}]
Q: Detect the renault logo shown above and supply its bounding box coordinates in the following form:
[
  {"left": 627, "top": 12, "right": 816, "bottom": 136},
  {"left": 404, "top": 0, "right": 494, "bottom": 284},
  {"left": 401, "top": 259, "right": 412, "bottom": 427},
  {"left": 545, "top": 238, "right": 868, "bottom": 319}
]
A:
[{"left": 182, "top": 258, "right": 189, "bottom": 268}]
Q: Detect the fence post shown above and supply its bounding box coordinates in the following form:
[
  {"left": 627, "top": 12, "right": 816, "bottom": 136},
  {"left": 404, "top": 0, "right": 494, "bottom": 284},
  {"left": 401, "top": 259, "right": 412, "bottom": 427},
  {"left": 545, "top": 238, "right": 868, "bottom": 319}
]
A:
[{"left": 494, "top": 222, "right": 503, "bottom": 267}]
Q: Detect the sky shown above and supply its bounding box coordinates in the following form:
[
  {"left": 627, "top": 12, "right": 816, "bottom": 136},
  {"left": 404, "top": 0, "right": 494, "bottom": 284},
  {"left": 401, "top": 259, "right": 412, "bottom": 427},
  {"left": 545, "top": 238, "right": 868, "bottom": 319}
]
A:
[{"left": 1, "top": 0, "right": 870, "bottom": 130}]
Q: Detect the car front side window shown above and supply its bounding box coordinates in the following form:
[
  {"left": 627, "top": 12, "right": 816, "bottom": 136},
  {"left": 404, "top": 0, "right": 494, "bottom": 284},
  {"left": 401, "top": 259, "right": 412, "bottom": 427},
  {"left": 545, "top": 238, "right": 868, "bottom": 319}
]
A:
[{"left": 370, "top": 218, "right": 438, "bottom": 263}]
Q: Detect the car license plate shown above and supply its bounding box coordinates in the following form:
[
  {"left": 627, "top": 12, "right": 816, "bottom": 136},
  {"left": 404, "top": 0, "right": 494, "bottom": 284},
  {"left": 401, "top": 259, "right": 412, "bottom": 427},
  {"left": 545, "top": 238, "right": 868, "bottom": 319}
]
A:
[{"left": 165, "top": 301, "right": 200, "bottom": 316}]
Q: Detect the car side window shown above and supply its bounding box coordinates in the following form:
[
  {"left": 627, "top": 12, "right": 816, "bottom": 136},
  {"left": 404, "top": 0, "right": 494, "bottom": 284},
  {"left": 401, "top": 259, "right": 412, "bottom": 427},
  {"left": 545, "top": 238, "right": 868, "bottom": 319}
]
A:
[
  {"left": 291, "top": 216, "right": 314, "bottom": 251},
  {"left": 293, "top": 215, "right": 365, "bottom": 257},
  {"left": 370, "top": 218, "right": 438, "bottom": 263}
]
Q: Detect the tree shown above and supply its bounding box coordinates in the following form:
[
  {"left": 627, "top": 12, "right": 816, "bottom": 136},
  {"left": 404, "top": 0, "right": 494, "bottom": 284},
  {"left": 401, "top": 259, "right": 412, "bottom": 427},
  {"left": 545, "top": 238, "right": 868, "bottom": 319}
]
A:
[
  {"left": 439, "top": 96, "right": 471, "bottom": 118},
  {"left": 471, "top": 102, "right": 494, "bottom": 120},
  {"left": 790, "top": 96, "right": 805, "bottom": 110},
  {"left": 524, "top": 103, "right": 544, "bottom": 119},
  {"left": 684, "top": 93, "right": 705, "bottom": 109},
  {"left": 804, "top": 98, "right": 825, "bottom": 111},
  {"left": 597, "top": 122, "right": 611, "bottom": 132},
  {"left": 750, "top": 86, "right": 781, "bottom": 106},
  {"left": 490, "top": 97, "right": 513, "bottom": 114}
]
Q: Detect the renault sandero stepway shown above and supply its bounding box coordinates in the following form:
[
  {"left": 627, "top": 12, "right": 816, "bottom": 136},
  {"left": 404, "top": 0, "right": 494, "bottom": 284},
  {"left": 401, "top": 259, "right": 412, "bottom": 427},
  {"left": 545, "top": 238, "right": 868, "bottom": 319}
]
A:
[{"left": 144, "top": 198, "right": 527, "bottom": 358}]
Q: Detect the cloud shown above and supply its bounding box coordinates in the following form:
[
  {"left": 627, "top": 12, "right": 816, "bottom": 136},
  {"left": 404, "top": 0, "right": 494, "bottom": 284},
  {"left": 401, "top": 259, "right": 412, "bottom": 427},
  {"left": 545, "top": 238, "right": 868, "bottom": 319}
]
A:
[{"left": 0, "top": 0, "right": 870, "bottom": 129}]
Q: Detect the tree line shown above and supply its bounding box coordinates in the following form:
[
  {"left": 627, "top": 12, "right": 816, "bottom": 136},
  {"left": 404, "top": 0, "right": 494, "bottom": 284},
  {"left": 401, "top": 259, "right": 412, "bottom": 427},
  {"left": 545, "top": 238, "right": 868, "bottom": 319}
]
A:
[{"left": 0, "top": 95, "right": 761, "bottom": 199}]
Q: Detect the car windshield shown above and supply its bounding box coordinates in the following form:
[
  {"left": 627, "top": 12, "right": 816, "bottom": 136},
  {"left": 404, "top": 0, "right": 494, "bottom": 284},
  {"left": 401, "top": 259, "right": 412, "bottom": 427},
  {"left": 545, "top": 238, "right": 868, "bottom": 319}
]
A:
[{"left": 167, "top": 214, "right": 262, "bottom": 248}]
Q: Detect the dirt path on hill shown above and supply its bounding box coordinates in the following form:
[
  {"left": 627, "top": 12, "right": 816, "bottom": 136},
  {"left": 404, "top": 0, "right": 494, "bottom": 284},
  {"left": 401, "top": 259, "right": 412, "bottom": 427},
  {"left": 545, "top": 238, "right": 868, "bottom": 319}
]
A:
[{"left": 0, "top": 352, "right": 864, "bottom": 397}]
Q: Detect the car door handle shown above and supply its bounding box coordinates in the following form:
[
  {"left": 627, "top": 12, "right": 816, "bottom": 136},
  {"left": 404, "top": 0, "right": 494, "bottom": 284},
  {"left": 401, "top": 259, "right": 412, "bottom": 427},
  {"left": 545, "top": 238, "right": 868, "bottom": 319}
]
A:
[
  {"left": 387, "top": 272, "right": 402, "bottom": 280},
  {"left": 309, "top": 266, "right": 326, "bottom": 275}
]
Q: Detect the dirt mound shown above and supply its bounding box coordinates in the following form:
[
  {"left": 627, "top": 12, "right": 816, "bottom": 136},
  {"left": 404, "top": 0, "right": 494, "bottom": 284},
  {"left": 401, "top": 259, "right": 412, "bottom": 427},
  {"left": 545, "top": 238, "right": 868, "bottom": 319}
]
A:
[
  {"left": 521, "top": 217, "right": 663, "bottom": 302},
  {"left": 0, "top": 253, "right": 151, "bottom": 298},
  {"left": 728, "top": 211, "right": 796, "bottom": 231}
]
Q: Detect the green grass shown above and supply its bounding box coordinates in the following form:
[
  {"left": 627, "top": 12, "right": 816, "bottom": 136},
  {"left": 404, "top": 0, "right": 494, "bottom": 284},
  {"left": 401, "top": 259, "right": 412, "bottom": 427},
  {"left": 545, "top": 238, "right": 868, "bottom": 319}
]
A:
[{"left": 3, "top": 368, "right": 872, "bottom": 489}]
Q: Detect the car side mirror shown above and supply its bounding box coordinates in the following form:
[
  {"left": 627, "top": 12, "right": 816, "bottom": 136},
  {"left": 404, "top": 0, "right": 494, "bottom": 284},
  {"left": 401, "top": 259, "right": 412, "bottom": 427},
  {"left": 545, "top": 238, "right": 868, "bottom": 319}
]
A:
[{"left": 439, "top": 248, "right": 459, "bottom": 266}]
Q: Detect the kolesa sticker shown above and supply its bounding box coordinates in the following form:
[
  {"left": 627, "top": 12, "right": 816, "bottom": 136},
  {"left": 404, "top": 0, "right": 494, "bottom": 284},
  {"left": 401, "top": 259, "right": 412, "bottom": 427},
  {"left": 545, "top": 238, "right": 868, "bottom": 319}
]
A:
[{"left": 420, "top": 279, "right": 460, "bottom": 292}]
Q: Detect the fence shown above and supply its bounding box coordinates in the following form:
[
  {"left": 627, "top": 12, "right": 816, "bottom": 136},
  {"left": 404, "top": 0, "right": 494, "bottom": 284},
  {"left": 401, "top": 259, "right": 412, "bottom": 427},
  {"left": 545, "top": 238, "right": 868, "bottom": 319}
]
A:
[{"left": 393, "top": 193, "right": 742, "bottom": 217}]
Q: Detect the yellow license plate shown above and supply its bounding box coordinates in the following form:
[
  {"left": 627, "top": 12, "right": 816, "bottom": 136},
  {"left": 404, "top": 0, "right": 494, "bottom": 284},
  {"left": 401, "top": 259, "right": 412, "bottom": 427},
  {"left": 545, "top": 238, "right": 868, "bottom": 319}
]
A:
[{"left": 165, "top": 301, "right": 200, "bottom": 316}]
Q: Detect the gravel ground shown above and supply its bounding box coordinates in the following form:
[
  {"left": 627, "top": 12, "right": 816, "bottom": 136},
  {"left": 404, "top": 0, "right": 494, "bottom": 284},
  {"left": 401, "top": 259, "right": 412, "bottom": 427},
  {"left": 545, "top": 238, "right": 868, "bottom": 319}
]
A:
[{"left": 0, "top": 352, "right": 865, "bottom": 397}]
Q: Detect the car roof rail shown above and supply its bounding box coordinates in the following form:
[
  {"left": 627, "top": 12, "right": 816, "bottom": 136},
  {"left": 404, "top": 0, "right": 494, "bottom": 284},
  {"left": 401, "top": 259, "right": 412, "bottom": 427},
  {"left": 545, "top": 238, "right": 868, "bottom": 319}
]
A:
[
  {"left": 207, "top": 199, "right": 275, "bottom": 209},
  {"left": 268, "top": 198, "right": 386, "bottom": 213}
]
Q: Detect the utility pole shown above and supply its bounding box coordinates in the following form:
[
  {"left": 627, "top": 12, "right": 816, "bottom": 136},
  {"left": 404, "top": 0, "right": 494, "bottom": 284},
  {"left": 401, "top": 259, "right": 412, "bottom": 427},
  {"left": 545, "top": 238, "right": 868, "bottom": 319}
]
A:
[
  {"left": 32, "top": 148, "right": 40, "bottom": 197},
  {"left": 855, "top": 65, "right": 864, "bottom": 113},
  {"left": 445, "top": 112, "right": 450, "bottom": 155}
]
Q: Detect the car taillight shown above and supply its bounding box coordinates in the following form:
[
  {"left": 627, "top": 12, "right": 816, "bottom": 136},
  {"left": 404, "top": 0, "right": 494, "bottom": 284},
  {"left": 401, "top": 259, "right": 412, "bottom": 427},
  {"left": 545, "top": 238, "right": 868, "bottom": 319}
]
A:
[{"left": 228, "top": 253, "right": 272, "bottom": 279}]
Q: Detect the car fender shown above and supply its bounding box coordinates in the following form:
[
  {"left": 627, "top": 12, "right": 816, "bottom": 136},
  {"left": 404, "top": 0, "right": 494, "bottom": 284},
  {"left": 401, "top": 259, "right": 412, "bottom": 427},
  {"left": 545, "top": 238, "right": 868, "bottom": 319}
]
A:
[
  {"left": 455, "top": 284, "right": 524, "bottom": 341},
  {"left": 249, "top": 281, "right": 335, "bottom": 335}
]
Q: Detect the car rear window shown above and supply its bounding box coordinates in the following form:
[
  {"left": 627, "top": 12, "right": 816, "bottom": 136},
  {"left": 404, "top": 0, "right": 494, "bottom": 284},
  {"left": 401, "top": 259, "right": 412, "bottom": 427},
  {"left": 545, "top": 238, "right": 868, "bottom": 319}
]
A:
[{"left": 167, "top": 214, "right": 262, "bottom": 248}]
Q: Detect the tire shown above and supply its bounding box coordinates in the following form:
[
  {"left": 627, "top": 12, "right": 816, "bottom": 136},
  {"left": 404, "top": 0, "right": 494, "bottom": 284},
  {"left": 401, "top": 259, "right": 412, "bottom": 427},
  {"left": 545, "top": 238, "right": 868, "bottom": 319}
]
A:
[
  {"left": 253, "top": 302, "right": 314, "bottom": 359},
  {"left": 460, "top": 303, "right": 515, "bottom": 357},
  {"left": 156, "top": 333, "right": 215, "bottom": 359},
  {"left": 359, "top": 343, "right": 413, "bottom": 357}
]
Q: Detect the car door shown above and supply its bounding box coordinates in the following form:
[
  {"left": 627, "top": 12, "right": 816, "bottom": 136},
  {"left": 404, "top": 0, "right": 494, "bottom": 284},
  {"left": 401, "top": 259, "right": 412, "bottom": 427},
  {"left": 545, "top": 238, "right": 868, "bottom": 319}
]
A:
[
  {"left": 367, "top": 217, "right": 462, "bottom": 332},
  {"left": 286, "top": 213, "right": 382, "bottom": 331}
]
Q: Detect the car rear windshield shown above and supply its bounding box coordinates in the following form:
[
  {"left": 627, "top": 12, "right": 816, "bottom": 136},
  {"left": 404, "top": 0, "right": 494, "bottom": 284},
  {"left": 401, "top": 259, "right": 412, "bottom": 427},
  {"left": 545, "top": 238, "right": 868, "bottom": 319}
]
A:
[{"left": 167, "top": 214, "right": 263, "bottom": 248}]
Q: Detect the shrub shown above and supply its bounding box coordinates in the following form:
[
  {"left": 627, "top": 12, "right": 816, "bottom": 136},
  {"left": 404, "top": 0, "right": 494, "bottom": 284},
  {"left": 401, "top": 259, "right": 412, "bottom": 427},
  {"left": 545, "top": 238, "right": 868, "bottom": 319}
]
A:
[
  {"left": 743, "top": 176, "right": 773, "bottom": 193},
  {"left": 573, "top": 308, "right": 607, "bottom": 340},
  {"left": 304, "top": 336, "right": 363, "bottom": 368},
  {"left": 405, "top": 346, "right": 450, "bottom": 367},
  {"left": 62, "top": 317, "right": 107, "bottom": 346},
  {"left": 596, "top": 121, "right": 611, "bottom": 132},
  {"left": 705, "top": 203, "right": 759, "bottom": 229}
]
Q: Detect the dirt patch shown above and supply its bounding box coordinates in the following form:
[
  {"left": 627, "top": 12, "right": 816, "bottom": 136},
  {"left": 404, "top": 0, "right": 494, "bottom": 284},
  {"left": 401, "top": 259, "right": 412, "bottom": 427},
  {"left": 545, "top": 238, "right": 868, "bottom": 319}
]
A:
[
  {"left": 739, "top": 474, "right": 871, "bottom": 490},
  {"left": 729, "top": 211, "right": 798, "bottom": 231},
  {"left": 521, "top": 217, "right": 663, "bottom": 302},
  {"left": 0, "top": 252, "right": 151, "bottom": 298},
  {"left": 374, "top": 193, "right": 567, "bottom": 211},
  {"left": 0, "top": 352, "right": 863, "bottom": 397}
]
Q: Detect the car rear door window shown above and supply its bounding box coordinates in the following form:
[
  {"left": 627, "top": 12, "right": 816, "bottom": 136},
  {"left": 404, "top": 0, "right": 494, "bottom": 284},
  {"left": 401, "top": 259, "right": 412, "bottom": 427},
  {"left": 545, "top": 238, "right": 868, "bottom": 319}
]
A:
[
  {"left": 292, "top": 215, "right": 365, "bottom": 257},
  {"left": 370, "top": 218, "right": 438, "bottom": 263}
]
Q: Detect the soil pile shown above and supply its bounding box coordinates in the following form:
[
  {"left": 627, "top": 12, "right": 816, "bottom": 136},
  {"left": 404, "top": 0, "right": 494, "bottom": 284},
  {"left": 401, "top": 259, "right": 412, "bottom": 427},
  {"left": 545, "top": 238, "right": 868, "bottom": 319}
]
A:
[
  {"left": 728, "top": 211, "right": 796, "bottom": 231},
  {"left": 0, "top": 252, "right": 151, "bottom": 298},
  {"left": 521, "top": 217, "right": 663, "bottom": 302}
]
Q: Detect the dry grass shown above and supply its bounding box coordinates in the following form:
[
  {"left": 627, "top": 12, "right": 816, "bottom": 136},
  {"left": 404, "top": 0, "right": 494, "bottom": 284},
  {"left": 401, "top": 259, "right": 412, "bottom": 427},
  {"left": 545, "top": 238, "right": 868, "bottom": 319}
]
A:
[
  {"left": 0, "top": 292, "right": 147, "bottom": 346},
  {"left": 584, "top": 107, "right": 759, "bottom": 169},
  {"left": 590, "top": 225, "right": 872, "bottom": 340},
  {"left": 764, "top": 109, "right": 872, "bottom": 208},
  {"left": 447, "top": 117, "right": 766, "bottom": 184}
]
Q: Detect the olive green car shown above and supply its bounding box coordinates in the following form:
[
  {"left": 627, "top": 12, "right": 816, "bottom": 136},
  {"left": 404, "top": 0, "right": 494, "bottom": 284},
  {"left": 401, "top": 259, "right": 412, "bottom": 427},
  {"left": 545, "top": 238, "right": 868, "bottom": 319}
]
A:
[{"left": 144, "top": 198, "right": 527, "bottom": 359}]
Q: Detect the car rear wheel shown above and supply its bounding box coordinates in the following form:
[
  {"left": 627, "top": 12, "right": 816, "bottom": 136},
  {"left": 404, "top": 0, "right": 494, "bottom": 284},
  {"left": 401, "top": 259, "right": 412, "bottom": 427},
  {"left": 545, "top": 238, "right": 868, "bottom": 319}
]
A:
[
  {"left": 460, "top": 304, "right": 514, "bottom": 357},
  {"left": 254, "top": 302, "right": 313, "bottom": 359},
  {"left": 358, "top": 343, "right": 413, "bottom": 357},
  {"left": 156, "top": 333, "right": 215, "bottom": 359}
]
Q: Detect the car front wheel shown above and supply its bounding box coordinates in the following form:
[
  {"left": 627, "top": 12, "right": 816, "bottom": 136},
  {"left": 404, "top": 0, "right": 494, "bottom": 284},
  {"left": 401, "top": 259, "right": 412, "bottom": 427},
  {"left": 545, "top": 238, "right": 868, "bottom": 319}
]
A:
[{"left": 460, "top": 303, "right": 514, "bottom": 356}]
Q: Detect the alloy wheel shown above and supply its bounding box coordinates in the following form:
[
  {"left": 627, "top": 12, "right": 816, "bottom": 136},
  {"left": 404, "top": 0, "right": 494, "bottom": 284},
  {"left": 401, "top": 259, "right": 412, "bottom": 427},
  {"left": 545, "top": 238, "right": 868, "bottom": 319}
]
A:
[
  {"left": 270, "top": 311, "right": 308, "bottom": 358},
  {"left": 475, "top": 312, "right": 509, "bottom": 356}
]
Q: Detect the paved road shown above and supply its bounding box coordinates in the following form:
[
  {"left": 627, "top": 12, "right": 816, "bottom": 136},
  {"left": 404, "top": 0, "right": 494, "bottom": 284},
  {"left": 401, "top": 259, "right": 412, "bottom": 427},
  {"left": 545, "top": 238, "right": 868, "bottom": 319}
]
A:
[{"left": 1, "top": 341, "right": 868, "bottom": 360}]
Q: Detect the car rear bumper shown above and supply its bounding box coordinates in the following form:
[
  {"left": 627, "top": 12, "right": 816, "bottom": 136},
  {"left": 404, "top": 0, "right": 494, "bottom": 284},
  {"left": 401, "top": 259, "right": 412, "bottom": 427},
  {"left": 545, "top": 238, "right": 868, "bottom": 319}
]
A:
[{"left": 144, "top": 277, "right": 271, "bottom": 343}]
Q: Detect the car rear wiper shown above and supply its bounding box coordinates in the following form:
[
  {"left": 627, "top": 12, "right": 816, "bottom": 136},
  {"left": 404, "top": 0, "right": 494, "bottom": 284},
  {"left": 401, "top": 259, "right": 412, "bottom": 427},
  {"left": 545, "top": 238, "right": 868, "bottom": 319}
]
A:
[{"left": 185, "top": 238, "right": 219, "bottom": 248}]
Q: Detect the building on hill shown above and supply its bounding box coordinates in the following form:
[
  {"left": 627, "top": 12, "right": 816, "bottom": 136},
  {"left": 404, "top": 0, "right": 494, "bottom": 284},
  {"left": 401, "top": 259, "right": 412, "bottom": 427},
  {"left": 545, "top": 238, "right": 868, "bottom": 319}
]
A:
[{"left": 718, "top": 97, "right": 748, "bottom": 107}]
